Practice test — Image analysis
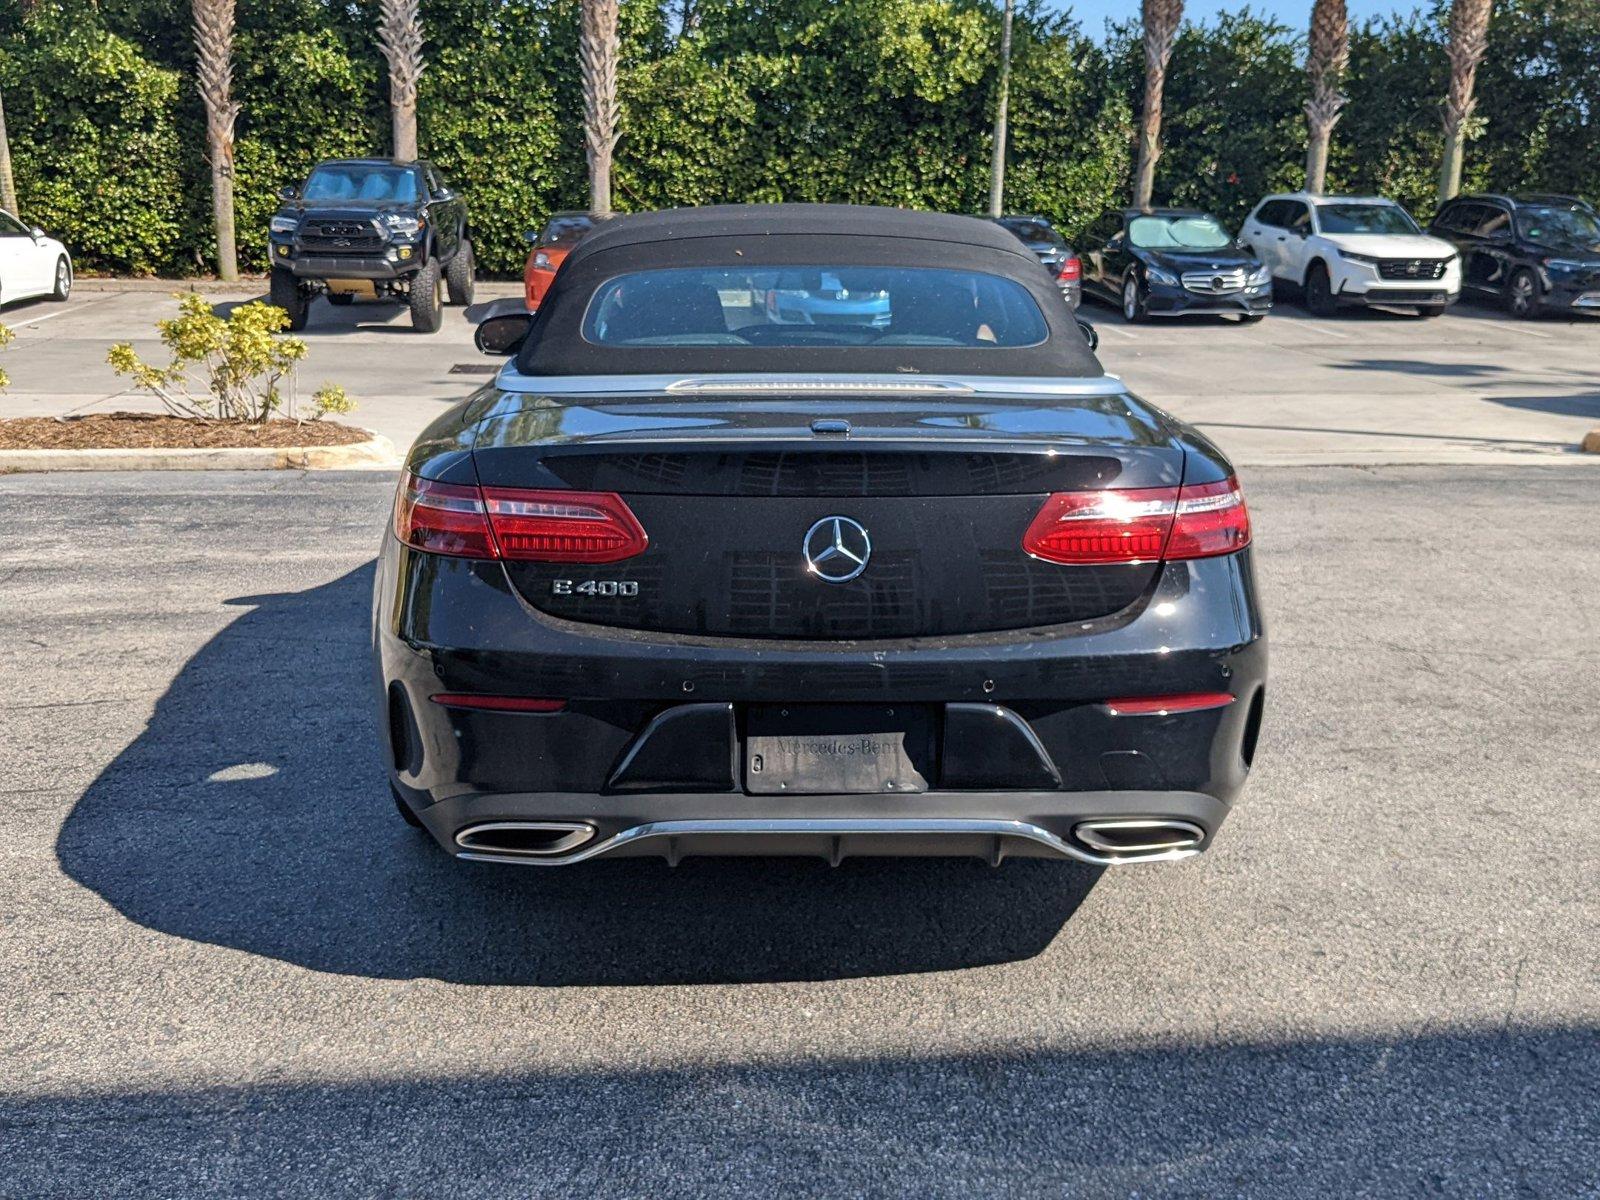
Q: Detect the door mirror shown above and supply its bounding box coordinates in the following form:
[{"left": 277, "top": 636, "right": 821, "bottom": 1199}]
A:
[
  {"left": 278, "top": 184, "right": 299, "bottom": 201},
  {"left": 435, "top": 186, "right": 455, "bottom": 202},
  {"left": 1076, "top": 319, "right": 1099, "bottom": 351},
  {"left": 475, "top": 312, "right": 535, "bottom": 356},
  {"left": 29, "top": 226, "right": 45, "bottom": 240}
]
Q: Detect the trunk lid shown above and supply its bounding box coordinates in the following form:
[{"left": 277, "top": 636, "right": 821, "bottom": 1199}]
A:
[{"left": 471, "top": 386, "right": 1185, "bottom": 640}]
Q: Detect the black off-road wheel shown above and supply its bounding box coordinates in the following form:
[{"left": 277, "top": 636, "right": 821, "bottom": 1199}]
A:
[
  {"left": 445, "top": 238, "right": 476, "bottom": 306},
  {"left": 408, "top": 259, "right": 444, "bottom": 333},
  {"left": 326, "top": 292, "right": 356, "bottom": 307},
  {"left": 1304, "top": 262, "right": 1337, "bottom": 317},
  {"left": 269, "top": 267, "right": 310, "bottom": 331},
  {"left": 1415, "top": 305, "right": 1446, "bottom": 320}
]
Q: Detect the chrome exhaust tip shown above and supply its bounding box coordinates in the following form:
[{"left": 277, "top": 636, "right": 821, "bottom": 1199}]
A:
[
  {"left": 454, "top": 821, "right": 596, "bottom": 858},
  {"left": 1072, "top": 818, "right": 1205, "bottom": 860}
]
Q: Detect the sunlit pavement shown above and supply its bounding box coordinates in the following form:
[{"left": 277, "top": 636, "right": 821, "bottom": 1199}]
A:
[
  {"left": 4, "top": 283, "right": 1598, "bottom": 467},
  {"left": 1, "top": 467, "right": 1596, "bottom": 1195}
]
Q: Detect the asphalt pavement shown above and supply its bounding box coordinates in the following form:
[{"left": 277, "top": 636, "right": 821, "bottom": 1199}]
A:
[
  {"left": 1, "top": 467, "right": 1596, "bottom": 1197},
  {"left": 4, "top": 283, "right": 1600, "bottom": 467}
]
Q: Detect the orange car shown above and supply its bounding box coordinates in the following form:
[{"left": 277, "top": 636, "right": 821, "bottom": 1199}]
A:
[{"left": 523, "top": 211, "right": 604, "bottom": 310}]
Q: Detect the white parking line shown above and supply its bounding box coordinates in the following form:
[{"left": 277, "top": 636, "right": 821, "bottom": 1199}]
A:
[
  {"left": 1491, "top": 323, "right": 1554, "bottom": 339},
  {"left": 8, "top": 304, "right": 88, "bottom": 328},
  {"left": 1096, "top": 324, "right": 1139, "bottom": 340}
]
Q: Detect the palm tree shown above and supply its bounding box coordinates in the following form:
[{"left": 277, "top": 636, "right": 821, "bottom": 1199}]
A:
[
  {"left": 581, "top": 0, "right": 621, "bottom": 217},
  {"left": 378, "top": 0, "right": 424, "bottom": 161},
  {"left": 987, "top": 0, "right": 1014, "bottom": 218},
  {"left": 1439, "top": 0, "right": 1492, "bottom": 202},
  {"left": 0, "top": 85, "right": 17, "bottom": 216},
  {"left": 192, "top": 0, "right": 239, "bottom": 280},
  {"left": 1132, "top": 0, "right": 1183, "bottom": 211},
  {"left": 1303, "top": 0, "right": 1348, "bottom": 194}
]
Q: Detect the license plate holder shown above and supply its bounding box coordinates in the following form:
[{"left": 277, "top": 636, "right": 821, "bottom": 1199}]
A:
[{"left": 745, "top": 705, "right": 933, "bottom": 795}]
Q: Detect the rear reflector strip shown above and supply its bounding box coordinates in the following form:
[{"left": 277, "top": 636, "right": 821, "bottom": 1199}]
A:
[
  {"left": 1103, "top": 692, "right": 1235, "bottom": 716},
  {"left": 430, "top": 694, "right": 568, "bottom": 713}
]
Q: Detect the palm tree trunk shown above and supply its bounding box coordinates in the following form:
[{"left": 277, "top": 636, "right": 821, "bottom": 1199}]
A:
[
  {"left": 581, "top": 0, "right": 621, "bottom": 217},
  {"left": 987, "top": 0, "right": 1014, "bottom": 218},
  {"left": 1439, "top": 0, "right": 1492, "bottom": 202},
  {"left": 1132, "top": 0, "right": 1183, "bottom": 212},
  {"left": 1303, "top": 0, "right": 1349, "bottom": 194},
  {"left": 192, "top": 0, "right": 239, "bottom": 281},
  {"left": 378, "top": 0, "right": 424, "bottom": 161},
  {"left": 0, "top": 85, "right": 18, "bottom": 216}
]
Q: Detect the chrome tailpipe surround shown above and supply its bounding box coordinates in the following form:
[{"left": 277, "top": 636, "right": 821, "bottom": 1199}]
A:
[
  {"left": 454, "top": 821, "right": 597, "bottom": 858},
  {"left": 1071, "top": 818, "right": 1206, "bottom": 860}
]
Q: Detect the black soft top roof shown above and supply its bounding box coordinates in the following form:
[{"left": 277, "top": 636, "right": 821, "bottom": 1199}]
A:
[{"left": 518, "top": 204, "right": 1103, "bottom": 379}]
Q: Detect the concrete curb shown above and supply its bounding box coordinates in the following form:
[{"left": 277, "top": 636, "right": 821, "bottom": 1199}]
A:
[
  {"left": 74, "top": 278, "right": 267, "bottom": 295},
  {"left": 1583, "top": 429, "right": 1600, "bottom": 454},
  {"left": 0, "top": 433, "right": 397, "bottom": 473}
]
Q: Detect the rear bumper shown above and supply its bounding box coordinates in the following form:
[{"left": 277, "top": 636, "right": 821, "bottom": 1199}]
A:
[
  {"left": 375, "top": 540, "right": 1267, "bottom": 865},
  {"left": 1542, "top": 282, "right": 1600, "bottom": 310}
]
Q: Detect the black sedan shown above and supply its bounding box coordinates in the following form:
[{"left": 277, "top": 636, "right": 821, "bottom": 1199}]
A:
[
  {"left": 1079, "top": 207, "right": 1272, "bottom": 323},
  {"left": 1429, "top": 194, "right": 1600, "bottom": 319},
  {"left": 991, "top": 214, "right": 1081, "bottom": 309},
  {"left": 375, "top": 205, "right": 1266, "bottom": 870}
]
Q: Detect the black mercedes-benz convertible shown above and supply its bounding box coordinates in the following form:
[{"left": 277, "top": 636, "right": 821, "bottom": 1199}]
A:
[{"left": 373, "top": 205, "right": 1266, "bottom": 869}]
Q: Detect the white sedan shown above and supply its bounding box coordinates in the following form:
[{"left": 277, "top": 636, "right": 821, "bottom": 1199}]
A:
[{"left": 0, "top": 209, "right": 72, "bottom": 308}]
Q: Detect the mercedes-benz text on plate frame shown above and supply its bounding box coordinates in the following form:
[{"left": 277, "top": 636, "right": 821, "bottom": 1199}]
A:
[
  {"left": 377, "top": 203, "right": 1267, "bottom": 871},
  {"left": 804, "top": 516, "right": 872, "bottom": 584}
]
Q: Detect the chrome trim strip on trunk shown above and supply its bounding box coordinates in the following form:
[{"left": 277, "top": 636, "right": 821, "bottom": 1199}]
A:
[
  {"left": 451, "top": 817, "right": 1204, "bottom": 868},
  {"left": 493, "top": 370, "right": 1129, "bottom": 399}
]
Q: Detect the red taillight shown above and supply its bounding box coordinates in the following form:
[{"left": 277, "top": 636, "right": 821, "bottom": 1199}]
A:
[
  {"left": 393, "top": 473, "right": 648, "bottom": 564},
  {"left": 1164, "top": 477, "right": 1251, "bottom": 559},
  {"left": 1104, "top": 692, "right": 1234, "bottom": 716},
  {"left": 394, "top": 474, "right": 498, "bottom": 559},
  {"left": 1022, "top": 476, "right": 1250, "bottom": 565},
  {"left": 1057, "top": 255, "right": 1082, "bottom": 283},
  {"left": 430, "top": 693, "right": 567, "bottom": 713},
  {"left": 481, "top": 487, "right": 648, "bottom": 563}
]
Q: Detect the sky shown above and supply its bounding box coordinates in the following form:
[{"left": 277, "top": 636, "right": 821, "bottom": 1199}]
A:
[{"left": 1059, "top": 1, "right": 1422, "bottom": 38}]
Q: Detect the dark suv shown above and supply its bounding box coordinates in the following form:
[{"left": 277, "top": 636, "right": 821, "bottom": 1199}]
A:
[
  {"left": 1428, "top": 193, "right": 1600, "bottom": 319},
  {"left": 268, "top": 158, "right": 473, "bottom": 333}
]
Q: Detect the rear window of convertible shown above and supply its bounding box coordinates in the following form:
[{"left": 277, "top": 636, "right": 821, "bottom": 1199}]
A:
[{"left": 581, "top": 266, "right": 1050, "bottom": 348}]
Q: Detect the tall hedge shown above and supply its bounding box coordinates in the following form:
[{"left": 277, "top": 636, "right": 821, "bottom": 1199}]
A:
[{"left": 2, "top": 0, "right": 1597, "bottom": 275}]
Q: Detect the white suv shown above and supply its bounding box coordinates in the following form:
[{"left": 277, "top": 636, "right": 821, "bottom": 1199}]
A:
[{"left": 1240, "top": 193, "right": 1460, "bottom": 318}]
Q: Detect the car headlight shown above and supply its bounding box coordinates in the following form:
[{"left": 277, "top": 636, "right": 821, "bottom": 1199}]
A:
[
  {"left": 383, "top": 214, "right": 424, "bottom": 237},
  {"left": 1246, "top": 264, "right": 1271, "bottom": 286},
  {"left": 1543, "top": 258, "right": 1586, "bottom": 273},
  {"left": 269, "top": 215, "right": 299, "bottom": 234},
  {"left": 1146, "top": 265, "right": 1179, "bottom": 286},
  {"left": 1338, "top": 249, "right": 1380, "bottom": 265}
]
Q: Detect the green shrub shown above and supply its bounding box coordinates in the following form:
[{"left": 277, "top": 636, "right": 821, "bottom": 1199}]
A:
[{"left": 0, "top": 18, "right": 187, "bottom": 274}]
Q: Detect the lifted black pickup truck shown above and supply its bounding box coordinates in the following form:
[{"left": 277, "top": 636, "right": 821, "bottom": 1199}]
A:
[{"left": 268, "top": 158, "right": 473, "bottom": 333}]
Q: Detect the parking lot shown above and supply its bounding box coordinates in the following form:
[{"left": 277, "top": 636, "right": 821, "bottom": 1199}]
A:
[
  {"left": 3, "top": 365, "right": 1599, "bottom": 1190},
  {"left": 3, "top": 283, "right": 1598, "bottom": 465}
]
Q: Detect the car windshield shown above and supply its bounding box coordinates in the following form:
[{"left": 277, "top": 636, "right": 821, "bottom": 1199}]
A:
[
  {"left": 303, "top": 164, "right": 419, "bottom": 203},
  {"left": 1316, "top": 203, "right": 1420, "bottom": 236},
  {"left": 1127, "top": 214, "right": 1233, "bottom": 250},
  {"left": 541, "top": 215, "right": 595, "bottom": 245},
  {"left": 999, "top": 219, "right": 1061, "bottom": 245},
  {"left": 583, "top": 266, "right": 1049, "bottom": 348},
  {"left": 1516, "top": 206, "right": 1600, "bottom": 249}
]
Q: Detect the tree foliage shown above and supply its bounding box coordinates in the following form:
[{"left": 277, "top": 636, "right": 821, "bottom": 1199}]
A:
[{"left": 3, "top": 0, "right": 1598, "bottom": 274}]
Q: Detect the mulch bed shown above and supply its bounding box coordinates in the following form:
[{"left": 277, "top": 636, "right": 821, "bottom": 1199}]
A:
[{"left": 0, "top": 412, "right": 371, "bottom": 450}]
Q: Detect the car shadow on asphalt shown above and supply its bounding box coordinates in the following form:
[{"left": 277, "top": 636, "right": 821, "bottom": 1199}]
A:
[
  {"left": 5, "top": 1028, "right": 1593, "bottom": 1195},
  {"left": 54, "top": 564, "right": 1101, "bottom": 987}
]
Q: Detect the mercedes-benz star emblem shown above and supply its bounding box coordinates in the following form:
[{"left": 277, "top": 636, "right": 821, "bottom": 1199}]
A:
[{"left": 803, "top": 516, "right": 871, "bottom": 584}]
